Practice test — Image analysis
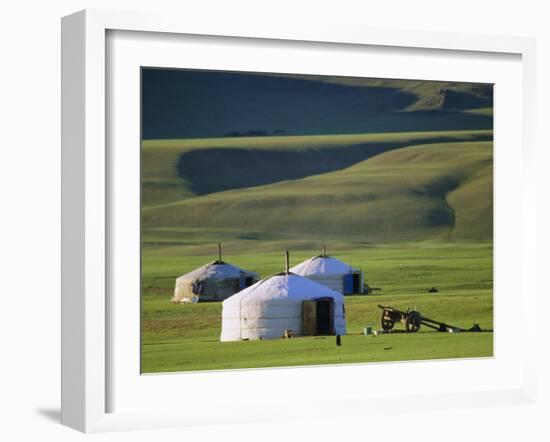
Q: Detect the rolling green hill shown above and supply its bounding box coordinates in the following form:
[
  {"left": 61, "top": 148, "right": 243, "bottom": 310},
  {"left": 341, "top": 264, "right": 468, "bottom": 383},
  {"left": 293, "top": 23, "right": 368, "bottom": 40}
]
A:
[
  {"left": 142, "top": 134, "right": 492, "bottom": 242},
  {"left": 142, "top": 130, "right": 492, "bottom": 206}
]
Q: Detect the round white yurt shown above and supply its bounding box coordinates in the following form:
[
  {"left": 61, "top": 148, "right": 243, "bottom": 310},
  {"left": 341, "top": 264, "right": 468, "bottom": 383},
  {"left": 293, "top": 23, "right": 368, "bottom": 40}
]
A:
[
  {"left": 220, "top": 254, "right": 346, "bottom": 341},
  {"left": 172, "top": 245, "right": 259, "bottom": 303},
  {"left": 290, "top": 248, "right": 363, "bottom": 295}
]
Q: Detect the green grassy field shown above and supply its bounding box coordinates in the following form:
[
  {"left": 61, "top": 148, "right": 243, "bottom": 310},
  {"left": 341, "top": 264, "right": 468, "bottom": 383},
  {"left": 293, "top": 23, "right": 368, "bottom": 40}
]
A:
[
  {"left": 141, "top": 129, "right": 493, "bottom": 373},
  {"left": 142, "top": 241, "right": 493, "bottom": 373}
]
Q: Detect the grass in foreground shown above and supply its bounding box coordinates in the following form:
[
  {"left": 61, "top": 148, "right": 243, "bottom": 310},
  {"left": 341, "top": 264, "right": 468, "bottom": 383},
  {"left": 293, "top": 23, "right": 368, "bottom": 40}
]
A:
[
  {"left": 141, "top": 290, "right": 493, "bottom": 373},
  {"left": 141, "top": 241, "right": 493, "bottom": 373}
]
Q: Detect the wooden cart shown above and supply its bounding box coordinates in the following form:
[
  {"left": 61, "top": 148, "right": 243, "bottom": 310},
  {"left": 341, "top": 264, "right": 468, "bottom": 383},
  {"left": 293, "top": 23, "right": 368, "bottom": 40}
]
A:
[{"left": 378, "top": 304, "right": 482, "bottom": 333}]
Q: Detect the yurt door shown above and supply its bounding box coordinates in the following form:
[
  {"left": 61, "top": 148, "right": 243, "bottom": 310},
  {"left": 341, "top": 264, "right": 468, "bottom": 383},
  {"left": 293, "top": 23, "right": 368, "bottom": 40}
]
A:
[
  {"left": 343, "top": 273, "right": 361, "bottom": 294},
  {"left": 316, "top": 300, "right": 332, "bottom": 335},
  {"left": 302, "top": 301, "right": 317, "bottom": 335},
  {"left": 302, "top": 299, "right": 334, "bottom": 336},
  {"left": 352, "top": 273, "right": 361, "bottom": 293},
  {"left": 343, "top": 274, "right": 354, "bottom": 295}
]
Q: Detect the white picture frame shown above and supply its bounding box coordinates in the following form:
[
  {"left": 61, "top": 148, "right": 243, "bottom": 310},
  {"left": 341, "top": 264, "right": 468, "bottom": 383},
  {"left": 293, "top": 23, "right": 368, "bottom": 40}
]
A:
[{"left": 61, "top": 9, "right": 538, "bottom": 433}]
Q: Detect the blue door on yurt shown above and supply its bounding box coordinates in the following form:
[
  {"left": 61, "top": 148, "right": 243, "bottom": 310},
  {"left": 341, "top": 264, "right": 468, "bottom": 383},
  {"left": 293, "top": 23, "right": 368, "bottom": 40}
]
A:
[{"left": 343, "top": 274, "right": 354, "bottom": 295}]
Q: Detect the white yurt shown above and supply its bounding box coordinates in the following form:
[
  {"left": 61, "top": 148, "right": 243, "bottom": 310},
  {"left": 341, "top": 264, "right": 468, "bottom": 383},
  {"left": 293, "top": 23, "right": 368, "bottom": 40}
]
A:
[
  {"left": 290, "top": 248, "right": 364, "bottom": 295},
  {"left": 220, "top": 254, "right": 346, "bottom": 341},
  {"left": 172, "top": 244, "right": 259, "bottom": 303}
]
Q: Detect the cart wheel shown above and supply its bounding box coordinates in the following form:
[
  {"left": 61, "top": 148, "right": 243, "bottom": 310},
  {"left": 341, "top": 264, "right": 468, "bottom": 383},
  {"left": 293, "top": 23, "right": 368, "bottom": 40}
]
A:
[
  {"left": 381, "top": 309, "right": 395, "bottom": 331},
  {"left": 405, "top": 311, "right": 422, "bottom": 333}
]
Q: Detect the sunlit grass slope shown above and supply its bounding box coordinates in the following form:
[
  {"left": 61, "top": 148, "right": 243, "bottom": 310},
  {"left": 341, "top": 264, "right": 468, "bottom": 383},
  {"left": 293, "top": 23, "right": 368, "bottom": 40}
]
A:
[
  {"left": 142, "top": 130, "right": 491, "bottom": 206},
  {"left": 143, "top": 140, "right": 492, "bottom": 241}
]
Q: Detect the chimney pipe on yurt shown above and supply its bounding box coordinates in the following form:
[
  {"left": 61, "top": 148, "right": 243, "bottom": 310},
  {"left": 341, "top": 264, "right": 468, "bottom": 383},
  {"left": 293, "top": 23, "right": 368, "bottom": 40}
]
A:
[
  {"left": 218, "top": 242, "right": 222, "bottom": 263},
  {"left": 322, "top": 246, "right": 326, "bottom": 258},
  {"left": 285, "top": 251, "right": 290, "bottom": 275}
]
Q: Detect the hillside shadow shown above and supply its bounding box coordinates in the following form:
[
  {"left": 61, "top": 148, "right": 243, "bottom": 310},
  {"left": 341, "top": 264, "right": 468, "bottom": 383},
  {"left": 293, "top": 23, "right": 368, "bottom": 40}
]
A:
[
  {"left": 142, "top": 68, "right": 493, "bottom": 139},
  {"left": 142, "top": 69, "right": 418, "bottom": 139},
  {"left": 177, "top": 134, "right": 492, "bottom": 196}
]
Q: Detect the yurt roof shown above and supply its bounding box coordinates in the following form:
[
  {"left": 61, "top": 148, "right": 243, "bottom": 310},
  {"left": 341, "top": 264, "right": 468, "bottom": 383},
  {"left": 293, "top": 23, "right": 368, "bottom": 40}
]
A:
[
  {"left": 223, "top": 273, "right": 344, "bottom": 307},
  {"left": 290, "top": 255, "right": 358, "bottom": 276},
  {"left": 177, "top": 260, "right": 255, "bottom": 282}
]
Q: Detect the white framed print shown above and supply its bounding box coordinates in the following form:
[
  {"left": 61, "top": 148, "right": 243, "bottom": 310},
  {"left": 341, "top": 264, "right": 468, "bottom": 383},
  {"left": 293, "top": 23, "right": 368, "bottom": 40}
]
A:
[{"left": 61, "top": 9, "right": 538, "bottom": 433}]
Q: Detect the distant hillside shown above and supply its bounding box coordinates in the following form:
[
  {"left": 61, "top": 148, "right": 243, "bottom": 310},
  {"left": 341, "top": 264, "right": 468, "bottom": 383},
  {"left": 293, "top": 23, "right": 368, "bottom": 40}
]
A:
[
  {"left": 142, "top": 134, "right": 493, "bottom": 241},
  {"left": 176, "top": 134, "right": 493, "bottom": 196},
  {"left": 142, "top": 130, "right": 492, "bottom": 206},
  {"left": 142, "top": 69, "right": 493, "bottom": 139},
  {"left": 266, "top": 74, "right": 493, "bottom": 111}
]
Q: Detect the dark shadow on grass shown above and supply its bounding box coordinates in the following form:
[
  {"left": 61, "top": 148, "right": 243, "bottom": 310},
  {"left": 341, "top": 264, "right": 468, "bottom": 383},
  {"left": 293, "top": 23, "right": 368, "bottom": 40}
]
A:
[{"left": 177, "top": 133, "right": 493, "bottom": 196}]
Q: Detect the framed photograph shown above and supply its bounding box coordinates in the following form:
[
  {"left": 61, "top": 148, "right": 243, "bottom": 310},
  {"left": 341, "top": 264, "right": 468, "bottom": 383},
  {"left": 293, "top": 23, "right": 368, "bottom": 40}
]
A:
[{"left": 61, "top": 9, "right": 537, "bottom": 433}]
